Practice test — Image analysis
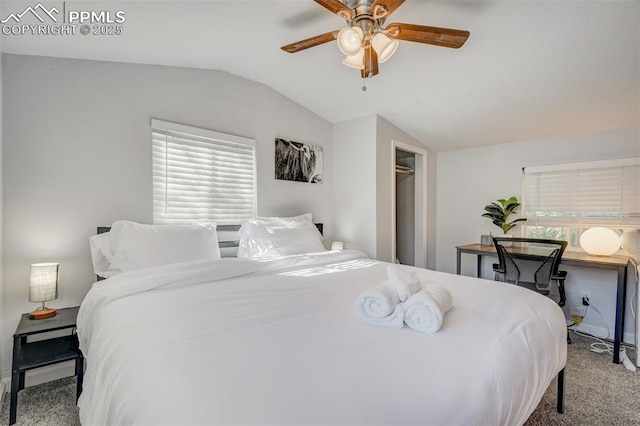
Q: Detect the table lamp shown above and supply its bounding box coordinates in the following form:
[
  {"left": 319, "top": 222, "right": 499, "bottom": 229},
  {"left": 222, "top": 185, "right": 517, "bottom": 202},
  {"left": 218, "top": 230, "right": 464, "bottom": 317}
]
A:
[
  {"left": 579, "top": 227, "right": 620, "bottom": 256},
  {"left": 29, "top": 262, "right": 59, "bottom": 320},
  {"left": 331, "top": 241, "right": 344, "bottom": 251}
]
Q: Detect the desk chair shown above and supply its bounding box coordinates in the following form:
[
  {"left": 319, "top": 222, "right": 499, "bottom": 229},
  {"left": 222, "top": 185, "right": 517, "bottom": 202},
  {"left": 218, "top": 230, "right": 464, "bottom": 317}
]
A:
[{"left": 492, "top": 237, "right": 568, "bottom": 307}]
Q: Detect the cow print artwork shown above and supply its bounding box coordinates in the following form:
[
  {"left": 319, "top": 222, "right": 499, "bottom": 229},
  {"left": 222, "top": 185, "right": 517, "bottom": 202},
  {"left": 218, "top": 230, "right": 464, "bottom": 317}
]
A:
[{"left": 275, "top": 138, "right": 323, "bottom": 184}]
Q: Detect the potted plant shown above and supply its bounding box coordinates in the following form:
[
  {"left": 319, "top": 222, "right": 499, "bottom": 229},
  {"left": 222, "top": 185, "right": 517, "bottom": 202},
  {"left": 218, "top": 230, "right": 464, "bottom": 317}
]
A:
[{"left": 482, "top": 196, "right": 527, "bottom": 237}]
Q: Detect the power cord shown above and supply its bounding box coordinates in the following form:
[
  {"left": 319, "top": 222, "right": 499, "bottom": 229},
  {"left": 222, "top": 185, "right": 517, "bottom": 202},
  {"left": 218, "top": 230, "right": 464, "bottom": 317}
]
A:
[
  {"left": 568, "top": 297, "right": 613, "bottom": 354},
  {"left": 629, "top": 258, "right": 638, "bottom": 320}
]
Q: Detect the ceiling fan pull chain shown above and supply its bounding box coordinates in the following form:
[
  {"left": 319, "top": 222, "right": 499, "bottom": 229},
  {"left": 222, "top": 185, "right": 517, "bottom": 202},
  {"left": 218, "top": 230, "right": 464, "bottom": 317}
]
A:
[{"left": 361, "top": 78, "right": 367, "bottom": 92}]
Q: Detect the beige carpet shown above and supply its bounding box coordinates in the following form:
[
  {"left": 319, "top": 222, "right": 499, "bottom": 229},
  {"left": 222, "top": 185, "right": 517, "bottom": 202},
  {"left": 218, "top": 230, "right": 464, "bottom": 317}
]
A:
[
  {"left": 1, "top": 332, "right": 639, "bottom": 425},
  {"left": 526, "top": 332, "right": 640, "bottom": 425}
]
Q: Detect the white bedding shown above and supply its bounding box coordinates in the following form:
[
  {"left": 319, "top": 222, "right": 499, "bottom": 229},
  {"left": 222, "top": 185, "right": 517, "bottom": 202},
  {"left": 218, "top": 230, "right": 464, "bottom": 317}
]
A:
[{"left": 77, "top": 250, "right": 567, "bottom": 425}]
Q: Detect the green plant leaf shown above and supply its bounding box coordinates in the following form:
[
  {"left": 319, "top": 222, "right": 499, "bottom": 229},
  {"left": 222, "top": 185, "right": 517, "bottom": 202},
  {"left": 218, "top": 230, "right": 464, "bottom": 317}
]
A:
[
  {"left": 505, "top": 202, "right": 520, "bottom": 213},
  {"left": 508, "top": 218, "right": 528, "bottom": 224},
  {"left": 483, "top": 206, "right": 503, "bottom": 215}
]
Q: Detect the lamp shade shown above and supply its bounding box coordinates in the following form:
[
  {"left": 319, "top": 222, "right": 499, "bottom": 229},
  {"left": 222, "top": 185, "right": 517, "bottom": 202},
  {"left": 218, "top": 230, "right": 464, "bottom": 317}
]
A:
[
  {"left": 337, "top": 26, "right": 363, "bottom": 56},
  {"left": 29, "top": 263, "right": 59, "bottom": 302},
  {"left": 372, "top": 32, "right": 399, "bottom": 63},
  {"left": 331, "top": 241, "right": 344, "bottom": 251},
  {"left": 343, "top": 48, "right": 364, "bottom": 69},
  {"left": 621, "top": 230, "right": 640, "bottom": 262},
  {"left": 579, "top": 227, "right": 621, "bottom": 256}
]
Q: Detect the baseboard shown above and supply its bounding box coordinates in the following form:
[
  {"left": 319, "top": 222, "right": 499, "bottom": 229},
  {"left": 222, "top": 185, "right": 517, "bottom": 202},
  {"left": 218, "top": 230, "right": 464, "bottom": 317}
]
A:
[{"left": 572, "top": 323, "right": 636, "bottom": 348}]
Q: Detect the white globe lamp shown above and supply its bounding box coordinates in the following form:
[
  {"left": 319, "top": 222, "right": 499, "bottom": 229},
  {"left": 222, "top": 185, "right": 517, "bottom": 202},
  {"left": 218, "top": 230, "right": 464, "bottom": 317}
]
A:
[{"left": 579, "top": 227, "right": 621, "bottom": 256}]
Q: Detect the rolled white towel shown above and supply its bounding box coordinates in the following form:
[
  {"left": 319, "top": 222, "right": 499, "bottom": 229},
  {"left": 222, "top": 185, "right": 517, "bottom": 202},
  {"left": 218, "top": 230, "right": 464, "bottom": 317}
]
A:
[
  {"left": 402, "top": 286, "right": 453, "bottom": 334},
  {"left": 356, "top": 280, "right": 401, "bottom": 320},
  {"left": 387, "top": 265, "right": 422, "bottom": 302},
  {"left": 362, "top": 304, "right": 404, "bottom": 328}
]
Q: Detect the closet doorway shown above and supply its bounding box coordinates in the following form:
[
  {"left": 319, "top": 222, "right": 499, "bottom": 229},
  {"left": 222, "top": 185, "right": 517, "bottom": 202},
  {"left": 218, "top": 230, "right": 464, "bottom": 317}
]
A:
[{"left": 391, "top": 141, "right": 427, "bottom": 268}]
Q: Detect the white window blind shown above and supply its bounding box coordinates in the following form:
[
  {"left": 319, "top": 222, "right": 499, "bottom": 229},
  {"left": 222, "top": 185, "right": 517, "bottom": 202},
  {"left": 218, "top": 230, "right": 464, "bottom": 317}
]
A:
[
  {"left": 151, "top": 119, "right": 256, "bottom": 225},
  {"left": 523, "top": 158, "right": 640, "bottom": 228}
]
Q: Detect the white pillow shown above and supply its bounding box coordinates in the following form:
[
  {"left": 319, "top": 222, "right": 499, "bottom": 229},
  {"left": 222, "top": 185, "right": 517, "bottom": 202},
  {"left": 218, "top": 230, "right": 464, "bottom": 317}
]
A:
[
  {"left": 237, "top": 214, "right": 325, "bottom": 259},
  {"left": 93, "top": 221, "right": 221, "bottom": 277},
  {"left": 89, "top": 232, "right": 114, "bottom": 278}
]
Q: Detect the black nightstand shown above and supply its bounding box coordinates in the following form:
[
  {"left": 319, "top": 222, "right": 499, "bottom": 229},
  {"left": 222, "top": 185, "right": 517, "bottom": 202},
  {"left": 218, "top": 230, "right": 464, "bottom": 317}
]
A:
[{"left": 10, "top": 306, "right": 84, "bottom": 425}]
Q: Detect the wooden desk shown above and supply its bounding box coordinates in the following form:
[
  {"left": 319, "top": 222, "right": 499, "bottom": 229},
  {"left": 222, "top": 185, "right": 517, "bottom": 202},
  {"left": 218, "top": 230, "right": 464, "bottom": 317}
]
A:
[{"left": 456, "top": 243, "right": 629, "bottom": 364}]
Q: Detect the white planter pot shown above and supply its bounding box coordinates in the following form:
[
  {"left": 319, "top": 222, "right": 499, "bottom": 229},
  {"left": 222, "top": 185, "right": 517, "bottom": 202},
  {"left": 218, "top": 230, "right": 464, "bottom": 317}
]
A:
[{"left": 500, "top": 234, "right": 513, "bottom": 247}]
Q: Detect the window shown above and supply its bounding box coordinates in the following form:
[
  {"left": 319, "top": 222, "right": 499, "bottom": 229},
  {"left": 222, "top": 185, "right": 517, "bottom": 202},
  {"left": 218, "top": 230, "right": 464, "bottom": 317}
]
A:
[
  {"left": 151, "top": 119, "right": 256, "bottom": 225},
  {"left": 522, "top": 158, "right": 640, "bottom": 248}
]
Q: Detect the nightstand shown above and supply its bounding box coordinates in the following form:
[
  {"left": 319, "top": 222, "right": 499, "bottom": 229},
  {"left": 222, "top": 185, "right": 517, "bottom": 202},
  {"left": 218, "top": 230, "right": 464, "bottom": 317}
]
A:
[{"left": 10, "top": 306, "right": 84, "bottom": 425}]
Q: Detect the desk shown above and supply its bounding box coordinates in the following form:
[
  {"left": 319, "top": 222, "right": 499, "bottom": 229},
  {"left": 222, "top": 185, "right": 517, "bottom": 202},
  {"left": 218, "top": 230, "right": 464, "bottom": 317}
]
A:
[{"left": 456, "top": 243, "right": 629, "bottom": 364}]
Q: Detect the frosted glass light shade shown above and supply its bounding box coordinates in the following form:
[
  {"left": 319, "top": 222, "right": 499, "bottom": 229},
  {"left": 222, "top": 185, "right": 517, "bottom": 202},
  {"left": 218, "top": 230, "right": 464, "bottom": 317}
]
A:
[
  {"left": 29, "top": 262, "right": 59, "bottom": 302},
  {"left": 343, "top": 48, "right": 364, "bottom": 69},
  {"left": 337, "top": 26, "right": 363, "bottom": 56},
  {"left": 372, "top": 32, "right": 399, "bottom": 63},
  {"left": 580, "top": 227, "right": 621, "bottom": 256},
  {"left": 621, "top": 230, "right": 640, "bottom": 262}
]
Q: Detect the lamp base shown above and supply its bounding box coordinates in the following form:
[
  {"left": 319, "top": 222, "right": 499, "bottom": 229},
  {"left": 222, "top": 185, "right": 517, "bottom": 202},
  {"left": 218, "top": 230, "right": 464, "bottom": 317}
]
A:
[{"left": 29, "top": 308, "right": 56, "bottom": 320}]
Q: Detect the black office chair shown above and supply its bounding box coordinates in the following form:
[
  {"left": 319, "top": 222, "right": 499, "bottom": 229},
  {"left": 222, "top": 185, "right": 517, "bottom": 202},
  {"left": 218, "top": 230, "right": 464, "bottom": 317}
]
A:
[{"left": 492, "top": 237, "right": 568, "bottom": 307}]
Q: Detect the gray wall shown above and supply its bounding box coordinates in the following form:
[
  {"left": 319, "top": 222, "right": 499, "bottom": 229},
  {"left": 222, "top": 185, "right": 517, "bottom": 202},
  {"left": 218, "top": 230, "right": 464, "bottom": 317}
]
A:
[
  {"left": 1, "top": 54, "right": 334, "bottom": 380},
  {"left": 436, "top": 127, "right": 640, "bottom": 341},
  {"left": 332, "top": 114, "right": 436, "bottom": 268},
  {"left": 0, "top": 18, "right": 4, "bottom": 382},
  {"left": 332, "top": 115, "right": 378, "bottom": 257},
  {"left": 376, "top": 116, "right": 437, "bottom": 269}
]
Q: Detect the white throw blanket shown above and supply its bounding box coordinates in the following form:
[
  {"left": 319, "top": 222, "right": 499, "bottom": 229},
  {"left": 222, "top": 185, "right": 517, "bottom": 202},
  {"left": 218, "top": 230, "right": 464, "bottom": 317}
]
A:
[
  {"left": 387, "top": 265, "right": 422, "bottom": 301},
  {"left": 402, "top": 286, "right": 453, "bottom": 334}
]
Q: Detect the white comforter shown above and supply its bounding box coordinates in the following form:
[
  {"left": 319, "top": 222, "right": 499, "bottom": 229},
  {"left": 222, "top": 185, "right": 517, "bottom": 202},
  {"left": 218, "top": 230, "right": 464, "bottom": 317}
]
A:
[{"left": 77, "top": 250, "right": 567, "bottom": 425}]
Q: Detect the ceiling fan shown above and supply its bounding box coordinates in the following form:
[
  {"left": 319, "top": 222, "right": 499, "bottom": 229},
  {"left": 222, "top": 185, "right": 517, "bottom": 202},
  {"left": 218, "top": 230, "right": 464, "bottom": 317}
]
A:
[{"left": 281, "top": 0, "right": 470, "bottom": 79}]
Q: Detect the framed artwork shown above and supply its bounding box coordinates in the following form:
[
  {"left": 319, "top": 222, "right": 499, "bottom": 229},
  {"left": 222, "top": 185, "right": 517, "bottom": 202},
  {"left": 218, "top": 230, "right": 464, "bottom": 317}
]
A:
[{"left": 275, "top": 138, "right": 323, "bottom": 184}]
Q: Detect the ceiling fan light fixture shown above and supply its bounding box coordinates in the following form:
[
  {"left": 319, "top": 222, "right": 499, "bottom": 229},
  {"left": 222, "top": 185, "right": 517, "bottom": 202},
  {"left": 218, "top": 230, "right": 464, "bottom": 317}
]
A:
[
  {"left": 337, "top": 26, "right": 364, "bottom": 56},
  {"left": 342, "top": 48, "right": 365, "bottom": 70},
  {"left": 372, "top": 32, "right": 399, "bottom": 63}
]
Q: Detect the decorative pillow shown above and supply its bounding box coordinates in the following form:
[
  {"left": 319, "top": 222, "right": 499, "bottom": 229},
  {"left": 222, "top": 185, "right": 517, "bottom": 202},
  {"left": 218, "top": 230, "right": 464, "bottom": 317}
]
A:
[
  {"left": 93, "top": 221, "right": 221, "bottom": 277},
  {"left": 237, "top": 214, "right": 325, "bottom": 259}
]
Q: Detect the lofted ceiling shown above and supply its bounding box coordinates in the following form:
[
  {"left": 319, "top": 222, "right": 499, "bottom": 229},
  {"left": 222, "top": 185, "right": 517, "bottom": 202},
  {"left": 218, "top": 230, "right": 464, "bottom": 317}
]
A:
[{"left": 1, "top": 0, "right": 638, "bottom": 152}]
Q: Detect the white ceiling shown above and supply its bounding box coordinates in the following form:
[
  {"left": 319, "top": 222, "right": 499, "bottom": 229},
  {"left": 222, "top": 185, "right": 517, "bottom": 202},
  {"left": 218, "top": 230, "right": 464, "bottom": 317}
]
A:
[{"left": 1, "top": 0, "right": 639, "bottom": 152}]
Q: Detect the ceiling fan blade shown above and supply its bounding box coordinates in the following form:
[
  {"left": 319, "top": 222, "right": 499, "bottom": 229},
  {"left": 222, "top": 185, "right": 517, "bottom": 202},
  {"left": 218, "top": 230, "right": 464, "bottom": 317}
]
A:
[
  {"left": 313, "top": 0, "right": 353, "bottom": 20},
  {"left": 361, "top": 43, "right": 379, "bottom": 78},
  {"left": 386, "top": 23, "right": 470, "bottom": 49},
  {"left": 281, "top": 30, "right": 339, "bottom": 53},
  {"left": 371, "top": 0, "right": 405, "bottom": 19}
]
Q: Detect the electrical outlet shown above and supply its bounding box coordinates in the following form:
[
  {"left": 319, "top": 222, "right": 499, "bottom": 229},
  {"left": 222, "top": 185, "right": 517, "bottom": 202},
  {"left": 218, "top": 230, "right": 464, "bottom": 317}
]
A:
[
  {"left": 581, "top": 291, "right": 592, "bottom": 305},
  {"left": 570, "top": 304, "right": 586, "bottom": 317}
]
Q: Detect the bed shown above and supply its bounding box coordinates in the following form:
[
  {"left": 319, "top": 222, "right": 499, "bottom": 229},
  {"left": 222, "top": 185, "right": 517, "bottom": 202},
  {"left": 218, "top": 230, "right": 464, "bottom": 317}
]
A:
[{"left": 77, "top": 218, "right": 567, "bottom": 425}]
